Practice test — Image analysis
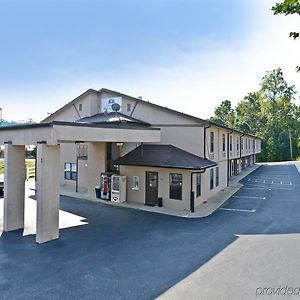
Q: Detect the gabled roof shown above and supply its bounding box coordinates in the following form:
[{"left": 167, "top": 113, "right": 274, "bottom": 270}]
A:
[
  {"left": 41, "top": 87, "right": 261, "bottom": 139},
  {"left": 98, "top": 88, "right": 207, "bottom": 125},
  {"left": 114, "top": 144, "right": 218, "bottom": 170},
  {"left": 41, "top": 89, "right": 98, "bottom": 123},
  {"left": 77, "top": 111, "right": 150, "bottom": 127}
]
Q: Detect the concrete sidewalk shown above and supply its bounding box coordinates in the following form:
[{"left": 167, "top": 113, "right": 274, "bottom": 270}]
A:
[
  {"left": 294, "top": 160, "right": 300, "bottom": 174},
  {"left": 60, "top": 164, "right": 261, "bottom": 218},
  {"left": 191, "top": 164, "right": 261, "bottom": 218}
]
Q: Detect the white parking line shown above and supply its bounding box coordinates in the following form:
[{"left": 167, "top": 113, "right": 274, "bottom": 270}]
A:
[
  {"left": 232, "top": 195, "right": 266, "bottom": 200},
  {"left": 267, "top": 187, "right": 292, "bottom": 191},
  {"left": 243, "top": 183, "right": 292, "bottom": 190},
  {"left": 248, "top": 174, "right": 290, "bottom": 177},
  {"left": 243, "top": 187, "right": 270, "bottom": 191},
  {"left": 244, "top": 183, "right": 268, "bottom": 188},
  {"left": 220, "top": 208, "right": 256, "bottom": 213}
]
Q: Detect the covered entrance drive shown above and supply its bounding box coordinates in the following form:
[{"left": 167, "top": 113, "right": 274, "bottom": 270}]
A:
[{"left": 0, "top": 121, "right": 160, "bottom": 243}]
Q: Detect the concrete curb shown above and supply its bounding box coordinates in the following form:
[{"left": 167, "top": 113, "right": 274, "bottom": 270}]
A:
[
  {"left": 294, "top": 161, "right": 300, "bottom": 174},
  {"left": 188, "top": 164, "right": 262, "bottom": 218}
]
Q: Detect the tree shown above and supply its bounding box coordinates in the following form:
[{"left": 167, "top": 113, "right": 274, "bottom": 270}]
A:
[
  {"left": 272, "top": 0, "right": 300, "bottom": 71},
  {"left": 210, "top": 68, "right": 300, "bottom": 162},
  {"left": 210, "top": 100, "right": 235, "bottom": 128},
  {"left": 235, "top": 92, "right": 263, "bottom": 134},
  {"left": 258, "top": 68, "right": 298, "bottom": 161}
]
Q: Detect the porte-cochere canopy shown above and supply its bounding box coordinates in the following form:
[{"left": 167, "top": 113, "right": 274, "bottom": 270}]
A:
[{"left": 0, "top": 122, "right": 160, "bottom": 243}]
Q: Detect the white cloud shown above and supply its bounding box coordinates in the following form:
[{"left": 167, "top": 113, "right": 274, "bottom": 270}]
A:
[
  {"left": 1, "top": 0, "right": 299, "bottom": 122},
  {"left": 115, "top": 0, "right": 300, "bottom": 119}
]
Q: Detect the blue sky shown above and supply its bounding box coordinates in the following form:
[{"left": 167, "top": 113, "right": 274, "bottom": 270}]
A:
[{"left": 0, "top": 0, "right": 299, "bottom": 122}]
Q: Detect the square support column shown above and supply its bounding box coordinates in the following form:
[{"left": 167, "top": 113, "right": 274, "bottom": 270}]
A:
[
  {"left": 87, "top": 142, "right": 106, "bottom": 196},
  {"left": 36, "top": 144, "right": 60, "bottom": 244},
  {"left": 3, "top": 144, "right": 26, "bottom": 231}
]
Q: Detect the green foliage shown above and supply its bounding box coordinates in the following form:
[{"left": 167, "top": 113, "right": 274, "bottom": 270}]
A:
[
  {"left": 272, "top": 0, "right": 300, "bottom": 16},
  {"left": 0, "top": 159, "right": 35, "bottom": 175},
  {"left": 211, "top": 68, "right": 300, "bottom": 162},
  {"left": 210, "top": 100, "right": 235, "bottom": 128},
  {"left": 272, "top": 0, "right": 300, "bottom": 71}
]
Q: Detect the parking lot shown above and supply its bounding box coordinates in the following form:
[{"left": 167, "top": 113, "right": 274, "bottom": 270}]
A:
[
  {"left": 1, "top": 162, "right": 300, "bottom": 300},
  {"left": 220, "top": 164, "right": 296, "bottom": 214},
  {"left": 159, "top": 163, "right": 300, "bottom": 299}
]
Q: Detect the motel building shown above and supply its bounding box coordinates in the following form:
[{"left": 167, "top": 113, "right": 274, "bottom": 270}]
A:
[{"left": 0, "top": 88, "right": 261, "bottom": 243}]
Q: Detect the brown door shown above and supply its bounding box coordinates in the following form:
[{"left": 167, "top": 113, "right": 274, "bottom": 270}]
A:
[{"left": 145, "top": 172, "right": 158, "bottom": 206}]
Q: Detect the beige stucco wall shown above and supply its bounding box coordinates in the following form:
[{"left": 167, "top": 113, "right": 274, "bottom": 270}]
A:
[
  {"left": 120, "top": 165, "right": 191, "bottom": 210},
  {"left": 86, "top": 142, "right": 106, "bottom": 195},
  {"left": 34, "top": 89, "right": 262, "bottom": 212},
  {"left": 120, "top": 162, "right": 227, "bottom": 211},
  {"left": 45, "top": 91, "right": 98, "bottom": 122},
  {"left": 59, "top": 142, "right": 107, "bottom": 195},
  {"left": 77, "top": 159, "right": 88, "bottom": 193},
  {"left": 59, "top": 143, "right": 77, "bottom": 189},
  {"left": 193, "top": 161, "right": 227, "bottom": 208},
  {"left": 99, "top": 92, "right": 205, "bottom": 156},
  {"left": 158, "top": 126, "right": 204, "bottom": 157}
]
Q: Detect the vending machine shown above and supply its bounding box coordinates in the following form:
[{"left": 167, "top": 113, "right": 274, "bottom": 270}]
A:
[
  {"left": 100, "top": 172, "right": 114, "bottom": 200},
  {"left": 111, "top": 175, "right": 127, "bottom": 203}
]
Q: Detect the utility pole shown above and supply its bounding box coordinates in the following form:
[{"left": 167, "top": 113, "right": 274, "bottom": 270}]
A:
[{"left": 288, "top": 128, "right": 293, "bottom": 160}]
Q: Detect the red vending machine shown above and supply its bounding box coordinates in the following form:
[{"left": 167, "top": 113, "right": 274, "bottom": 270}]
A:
[{"left": 100, "top": 172, "right": 113, "bottom": 200}]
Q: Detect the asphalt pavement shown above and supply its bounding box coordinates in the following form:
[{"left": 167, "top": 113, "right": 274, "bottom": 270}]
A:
[{"left": 0, "top": 162, "right": 300, "bottom": 300}]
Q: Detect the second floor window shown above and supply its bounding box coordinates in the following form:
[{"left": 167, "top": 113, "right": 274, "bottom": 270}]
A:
[
  {"left": 229, "top": 135, "right": 233, "bottom": 152},
  {"left": 210, "top": 132, "right": 214, "bottom": 153},
  {"left": 222, "top": 134, "right": 226, "bottom": 152}
]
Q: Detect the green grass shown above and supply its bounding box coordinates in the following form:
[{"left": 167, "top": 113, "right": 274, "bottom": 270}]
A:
[{"left": 0, "top": 159, "right": 35, "bottom": 176}]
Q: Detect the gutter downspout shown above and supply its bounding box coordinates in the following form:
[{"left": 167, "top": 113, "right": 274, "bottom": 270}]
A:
[
  {"left": 203, "top": 124, "right": 211, "bottom": 159},
  {"left": 227, "top": 130, "right": 234, "bottom": 186},
  {"left": 190, "top": 169, "right": 206, "bottom": 213}
]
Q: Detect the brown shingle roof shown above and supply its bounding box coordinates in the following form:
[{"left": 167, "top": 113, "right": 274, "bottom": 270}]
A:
[{"left": 114, "top": 144, "right": 217, "bottom": 170}]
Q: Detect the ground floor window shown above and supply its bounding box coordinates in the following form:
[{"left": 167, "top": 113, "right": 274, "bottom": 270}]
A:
[
  {"left": 132, "top": 176, "right": 140, "bottom": 190},
  {"left": 169, "top": 173, "right": 182, "bottom": 200},
  {"left": 210, "top": 168, "right": 214, "bottom": 190},
  {"left": 64, "top": 163, "right": 77, "bottom": 180},
  {"left": 196, "top": 173, "right": 201, "bottom": 197},
  {"left": 216, "top": 167, "right": 219, "bottom": 187}
]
